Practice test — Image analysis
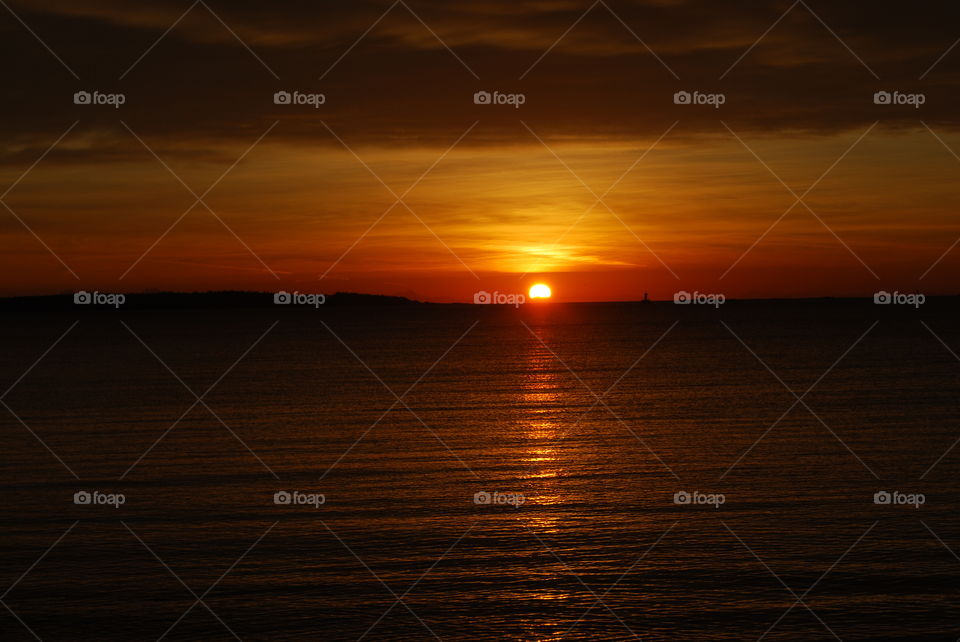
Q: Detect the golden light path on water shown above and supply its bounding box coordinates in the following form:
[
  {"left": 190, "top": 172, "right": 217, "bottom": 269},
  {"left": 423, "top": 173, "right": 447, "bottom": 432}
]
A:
[
  {"left": 513, "top": 333, "right": 578, "bottom": 638},
  {"left": 519, "top": 337, "right": 565, "bottom": 504}
]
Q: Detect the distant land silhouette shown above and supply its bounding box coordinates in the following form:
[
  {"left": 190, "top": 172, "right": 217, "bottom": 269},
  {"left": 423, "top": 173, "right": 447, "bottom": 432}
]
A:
[
  {"left": 0, "top": 291, "right": 955, "bottom": 310},
  {"left": 0, "top": 291, "right": 422, "bottom": 310}
]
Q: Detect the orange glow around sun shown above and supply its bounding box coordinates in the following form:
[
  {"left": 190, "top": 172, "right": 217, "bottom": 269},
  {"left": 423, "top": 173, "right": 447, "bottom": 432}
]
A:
[{"left": 529, "top": 283, "right": 552, "bottom": 299}]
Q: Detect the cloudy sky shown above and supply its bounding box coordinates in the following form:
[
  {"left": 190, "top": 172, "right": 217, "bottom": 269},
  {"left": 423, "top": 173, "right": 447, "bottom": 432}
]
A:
[{"left": 1, "top": 0, "right": 959, "bottom": 300}]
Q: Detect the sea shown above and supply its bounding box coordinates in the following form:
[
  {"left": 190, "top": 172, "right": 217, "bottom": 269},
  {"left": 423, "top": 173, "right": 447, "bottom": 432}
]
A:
[{"left": 1, "top": 298, "right": 958, "bottom": 640}]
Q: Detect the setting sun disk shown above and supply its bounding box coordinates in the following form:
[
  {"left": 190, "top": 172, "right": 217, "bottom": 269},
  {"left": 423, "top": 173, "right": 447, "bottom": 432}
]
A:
[{"left": 529, "top": 284, "right": 552, "bottom": 299}]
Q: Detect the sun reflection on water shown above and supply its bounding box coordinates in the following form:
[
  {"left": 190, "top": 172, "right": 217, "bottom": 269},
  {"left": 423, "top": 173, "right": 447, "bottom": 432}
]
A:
[{"left": 517, "top": 335, "right": 568, "bottom": 512}]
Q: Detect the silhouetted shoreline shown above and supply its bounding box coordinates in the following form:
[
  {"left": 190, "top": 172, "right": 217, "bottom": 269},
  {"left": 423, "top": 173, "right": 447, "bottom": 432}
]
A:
[{"left": 0, "top": 291, "right": 956, "bottom": 310}]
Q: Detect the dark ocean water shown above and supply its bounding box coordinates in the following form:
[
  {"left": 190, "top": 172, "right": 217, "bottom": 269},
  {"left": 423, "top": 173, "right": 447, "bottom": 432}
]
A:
[{"left": 1, "top": 300, "right": 959, "bottom": 640}]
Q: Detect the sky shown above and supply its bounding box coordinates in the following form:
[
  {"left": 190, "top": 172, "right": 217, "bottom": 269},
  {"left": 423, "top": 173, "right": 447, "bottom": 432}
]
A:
[{"left": 1, "top": 0, "right": 959, "bottom": 302}]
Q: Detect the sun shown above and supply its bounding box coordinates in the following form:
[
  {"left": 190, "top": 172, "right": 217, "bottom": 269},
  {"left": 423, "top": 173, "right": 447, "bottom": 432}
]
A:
[{"left": 529, "top": 283, "right": 552, "bottom": 299}]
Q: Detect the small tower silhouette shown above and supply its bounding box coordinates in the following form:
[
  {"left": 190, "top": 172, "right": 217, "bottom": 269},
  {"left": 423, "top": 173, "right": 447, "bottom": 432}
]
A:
[{"left": 641, "top": 292, "right": 650, "bottom": 303}]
